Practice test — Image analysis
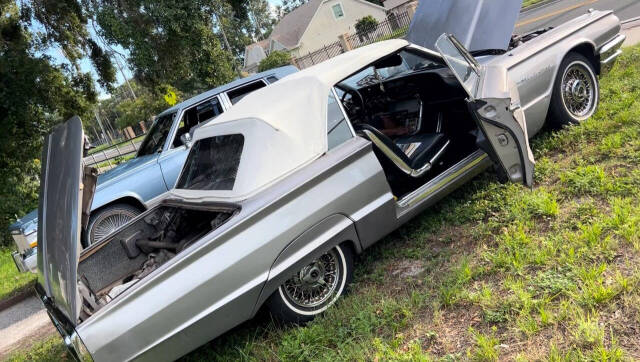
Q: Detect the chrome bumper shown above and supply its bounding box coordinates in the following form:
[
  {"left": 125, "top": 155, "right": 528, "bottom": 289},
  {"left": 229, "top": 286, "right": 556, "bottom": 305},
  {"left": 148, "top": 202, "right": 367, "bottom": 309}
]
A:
[
  {"left": 35, "top": 283, "right": 93, "bottom": 362},
  {"left": 11, "top": 248, "right": 38, "bottom": 273},
  {"left": 600, "top": 34, "right": 626, "bottom": 74}
]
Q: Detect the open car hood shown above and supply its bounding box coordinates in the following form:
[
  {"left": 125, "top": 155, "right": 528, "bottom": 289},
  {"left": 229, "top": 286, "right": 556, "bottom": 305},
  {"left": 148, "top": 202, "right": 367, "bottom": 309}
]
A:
[
  {"left": 406, "top": 0, "right": 523, "bottom": 52},
  {"left": 36, "top": 116, "right": 86, "bottom": 324}
]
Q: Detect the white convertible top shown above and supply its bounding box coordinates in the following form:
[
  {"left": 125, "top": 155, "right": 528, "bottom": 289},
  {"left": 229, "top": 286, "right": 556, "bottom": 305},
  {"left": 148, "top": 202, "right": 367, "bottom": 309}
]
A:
[{"left": 183, "top": 39, "right": 408, "bottom": 199}]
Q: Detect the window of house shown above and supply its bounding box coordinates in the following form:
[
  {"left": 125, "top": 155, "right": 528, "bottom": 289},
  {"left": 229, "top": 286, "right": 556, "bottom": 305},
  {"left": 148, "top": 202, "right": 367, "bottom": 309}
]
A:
[
  {"left": 226, "top": 80, "right": 267, "bottom": 104},
  {"left": 327, "top": 90, "right": 353, "bottom": 150},
  {"left": 331, "top": 3, "right": 344, "bottom": 19}
]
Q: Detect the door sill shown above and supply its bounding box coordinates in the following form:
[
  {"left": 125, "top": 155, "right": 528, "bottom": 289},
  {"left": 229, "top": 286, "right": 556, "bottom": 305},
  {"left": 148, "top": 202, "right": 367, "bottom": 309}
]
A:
[{"left": 396, "top": 150, "right": 489, "bottom": 215}]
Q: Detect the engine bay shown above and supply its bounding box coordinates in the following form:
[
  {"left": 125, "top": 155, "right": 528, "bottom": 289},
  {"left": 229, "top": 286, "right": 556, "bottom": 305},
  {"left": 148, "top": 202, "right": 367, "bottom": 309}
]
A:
[{"left": 77, "top": 203, "right": 236, "bottom": 321}]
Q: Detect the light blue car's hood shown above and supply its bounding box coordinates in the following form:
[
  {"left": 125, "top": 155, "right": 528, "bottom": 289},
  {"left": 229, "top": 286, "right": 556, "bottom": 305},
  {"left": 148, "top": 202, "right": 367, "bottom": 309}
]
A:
[{"left": 96, "top": 153, "right": 159, "bottom": 189}]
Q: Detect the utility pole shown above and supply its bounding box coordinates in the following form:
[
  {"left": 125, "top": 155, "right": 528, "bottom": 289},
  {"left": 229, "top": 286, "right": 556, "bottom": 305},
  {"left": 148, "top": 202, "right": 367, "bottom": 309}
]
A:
[
  {"left": 112, "top": 52, "right": 137, "bottom": 100},
  {"left": 213, "top": 11, "right": 242, "bottom": 77},
  {"left": 94, "top": 108, "right": 113, "bottom": 144}
]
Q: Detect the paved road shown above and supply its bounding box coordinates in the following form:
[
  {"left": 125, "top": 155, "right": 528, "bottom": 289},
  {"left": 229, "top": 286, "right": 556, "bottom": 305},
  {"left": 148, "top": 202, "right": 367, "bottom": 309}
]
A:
[
  {"left": 0, "top": 296, "right": 54, "bottom": 358},
  {"left": 517, "top": 0, "right": 640, "bottom": 33}
]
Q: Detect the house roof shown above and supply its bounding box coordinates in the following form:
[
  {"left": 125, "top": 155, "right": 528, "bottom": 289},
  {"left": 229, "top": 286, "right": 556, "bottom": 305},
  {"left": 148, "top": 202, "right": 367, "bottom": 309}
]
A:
[{"left": 270, "top": 0, "right": 324, "bottom": 49}]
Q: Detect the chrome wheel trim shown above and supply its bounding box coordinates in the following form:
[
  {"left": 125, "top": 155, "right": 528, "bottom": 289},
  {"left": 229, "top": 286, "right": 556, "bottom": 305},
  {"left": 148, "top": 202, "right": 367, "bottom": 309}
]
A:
[
  {"left": 278, "top": 247, "right": 347, "bottom": 316},
  {"left": 90, "top": 209, "right": 138, "bottom": 244},
  {"left": 560, "top": 60, "right": 598, "bottom": 122}
]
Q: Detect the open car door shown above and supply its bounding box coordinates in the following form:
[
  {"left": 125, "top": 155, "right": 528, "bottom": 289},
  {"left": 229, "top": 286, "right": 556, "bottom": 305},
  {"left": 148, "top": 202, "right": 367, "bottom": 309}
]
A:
[{"left": 435, "top": 34, "right": 535, "bottom": 187}]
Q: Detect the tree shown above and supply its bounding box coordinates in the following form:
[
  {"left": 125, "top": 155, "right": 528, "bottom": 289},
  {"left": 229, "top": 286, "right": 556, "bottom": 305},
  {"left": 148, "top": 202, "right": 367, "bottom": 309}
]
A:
[
  {"left": 94, "top": 0, "right": 237, "bottom": 95},
  {"left": 0, "top": 0, "right": 97, "bottom": 244},
  {"left": 355, "top": 15, "right": 379, "bottom": 34},
  {"left": 258, "top": 50, "right": 291, "bottom": 72},
  {"left": 28, "top": 0, "right": 117, "bottom": 91}
]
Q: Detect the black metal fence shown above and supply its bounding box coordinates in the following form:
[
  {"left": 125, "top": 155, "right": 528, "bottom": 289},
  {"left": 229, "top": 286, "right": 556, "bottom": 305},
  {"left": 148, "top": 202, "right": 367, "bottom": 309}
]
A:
[
  {"left": 346, "top": 11, "right": 412, "bottom": 49},
  {"left": 293, "top": 11, "right": 412, "bottom": 69},
  {"left": 294, "top": 40, "right": 346, "bottom": 69}
]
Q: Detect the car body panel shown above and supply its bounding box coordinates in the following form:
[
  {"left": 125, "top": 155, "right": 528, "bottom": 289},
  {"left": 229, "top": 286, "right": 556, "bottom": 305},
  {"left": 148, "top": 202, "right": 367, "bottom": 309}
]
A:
[
  {"left": 407, "top": 0, "right": 522, "bottom": 52},
  {"left": 436, "top": 34, "right": 535, "bottom": 186},
  {"left": 491, "top": 10, "right": 622, "bottom": 136},
  {"left": 36, "top": 116, "right": 84, "bottom": 323},
  {"left": 35, "top": 9, "right": 625, "bottom": 362}
]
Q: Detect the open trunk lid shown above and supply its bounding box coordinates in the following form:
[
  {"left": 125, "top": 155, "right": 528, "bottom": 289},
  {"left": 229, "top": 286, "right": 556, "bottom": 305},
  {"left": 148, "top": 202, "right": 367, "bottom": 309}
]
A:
[
  {"left": 36, "top": 116, "right": 85, "bottom": 324},
  {"left": 406, "top": 0, "right": 523, "bottom": 52}
]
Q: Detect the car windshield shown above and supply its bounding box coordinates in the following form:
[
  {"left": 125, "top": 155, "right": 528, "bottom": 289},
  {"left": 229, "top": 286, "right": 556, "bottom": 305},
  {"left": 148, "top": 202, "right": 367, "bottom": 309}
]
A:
[
  {"left": 137, "top": 113, "right": 175, "bottom": 156},
  {"left": 176, "top": 134, "right": 244, "bottom": 190},
  {"left": 339, "top": 49, "right": 442, "bottom": 89}
]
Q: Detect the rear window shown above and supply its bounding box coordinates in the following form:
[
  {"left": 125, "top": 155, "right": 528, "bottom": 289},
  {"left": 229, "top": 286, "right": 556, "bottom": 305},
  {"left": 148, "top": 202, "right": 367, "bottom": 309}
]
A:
[
  {"left": 227, "top": 81, "right": 266, "bottom": 104},
  {"left": 176, "top": 134, "right": 244, "bottom": 190}
]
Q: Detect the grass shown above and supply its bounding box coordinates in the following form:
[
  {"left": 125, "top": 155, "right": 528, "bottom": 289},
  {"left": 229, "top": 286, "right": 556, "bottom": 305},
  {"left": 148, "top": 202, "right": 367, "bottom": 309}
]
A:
[
  {"left": 0, "top": 247, "right": 36, "bottom": 302},
  {"left": 522, "top": 0, "right": 549, "bottom": 9},
  {"left": 95, "top": 153, "right": 135, "bottom": 170},
  {"left": 88, "top": 134, "right": 145, "bottom": 156},
  {"left": 11, "top": 45, "right": 640, "bottom": 361}
]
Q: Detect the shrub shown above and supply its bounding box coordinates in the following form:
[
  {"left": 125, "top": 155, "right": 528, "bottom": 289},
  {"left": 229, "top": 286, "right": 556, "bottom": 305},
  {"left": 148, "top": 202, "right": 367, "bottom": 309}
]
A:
[
  {"left": 258, "top": 51, "right": 292, "bottom": 72},
  {"left": 355, "top": 15, "right": 379, "bottom": 34}
]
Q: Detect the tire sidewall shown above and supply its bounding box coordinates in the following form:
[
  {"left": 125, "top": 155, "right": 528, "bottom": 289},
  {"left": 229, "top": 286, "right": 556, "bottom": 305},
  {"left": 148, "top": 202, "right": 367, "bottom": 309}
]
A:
[
  {"left": 268, "top": 244, "right": 354, "bottom": 324},
  {"left": 549, "top": 53, "right": 599, "bottom": 126}
]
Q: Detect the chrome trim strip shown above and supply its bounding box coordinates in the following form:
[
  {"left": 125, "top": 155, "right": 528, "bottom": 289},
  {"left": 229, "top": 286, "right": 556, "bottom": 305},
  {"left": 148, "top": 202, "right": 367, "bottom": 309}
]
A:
[
  {"left": 602, "top": 49, "right": 623, "bottom": 65},
  {"left": 362, "top": 129, "right": 415, "bottom": 176},
  {"left": 599, "top": 34, "right": 626, "bottom": 56},
  {"left": 397, "top": 150, "right": 488, "bottom": 210},
  {"left": 429, "top": 140, "right": 450, "bottom": 164}
]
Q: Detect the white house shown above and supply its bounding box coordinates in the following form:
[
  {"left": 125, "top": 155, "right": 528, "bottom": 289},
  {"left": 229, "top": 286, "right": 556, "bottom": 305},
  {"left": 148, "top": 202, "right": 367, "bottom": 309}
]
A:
[{"left": 244, "top": 0, "right": 387, "bottom": 73}]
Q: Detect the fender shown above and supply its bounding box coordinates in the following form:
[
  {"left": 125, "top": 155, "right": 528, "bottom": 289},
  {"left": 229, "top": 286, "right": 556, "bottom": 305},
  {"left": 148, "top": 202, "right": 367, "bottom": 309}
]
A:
[{"left": 251, "top": 214, "right": 361, "bottom": 315}]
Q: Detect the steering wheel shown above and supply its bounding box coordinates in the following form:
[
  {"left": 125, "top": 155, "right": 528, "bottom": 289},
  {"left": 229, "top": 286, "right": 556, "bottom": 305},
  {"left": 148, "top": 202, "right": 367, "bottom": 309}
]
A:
[{"left": 340, "top": 89, "right": 366, "bottom": 122}]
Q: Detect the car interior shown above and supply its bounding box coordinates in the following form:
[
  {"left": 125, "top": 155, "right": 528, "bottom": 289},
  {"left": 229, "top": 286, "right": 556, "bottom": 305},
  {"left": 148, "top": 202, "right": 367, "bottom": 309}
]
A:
[{"left": 336, "top": 49, "right": 482, "bottom": 199}]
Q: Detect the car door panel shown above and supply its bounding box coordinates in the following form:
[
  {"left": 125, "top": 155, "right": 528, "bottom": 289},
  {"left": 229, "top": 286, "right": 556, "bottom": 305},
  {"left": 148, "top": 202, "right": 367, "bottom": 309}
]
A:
[{"left": 435, "top": 34, "right": 535, "bottom": 187}]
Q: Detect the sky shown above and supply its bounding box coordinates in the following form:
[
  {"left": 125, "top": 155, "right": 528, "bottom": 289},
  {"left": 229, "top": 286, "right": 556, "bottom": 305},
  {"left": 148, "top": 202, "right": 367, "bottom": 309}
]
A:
[{"left": 40, "top": 0, "right": 284, "bottom": 99}]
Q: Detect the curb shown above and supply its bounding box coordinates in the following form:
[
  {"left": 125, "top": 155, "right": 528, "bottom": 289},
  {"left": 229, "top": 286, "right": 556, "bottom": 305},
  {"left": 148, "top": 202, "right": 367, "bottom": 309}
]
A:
[
  {"left": 622, "top": 16, "right": 640, "bottom": 30},
  {"left": 0, "top": 283, "right": 35, "bottom": 312},
  {"left": 521, "top": 0, "right": 562, "bottom": 13}
]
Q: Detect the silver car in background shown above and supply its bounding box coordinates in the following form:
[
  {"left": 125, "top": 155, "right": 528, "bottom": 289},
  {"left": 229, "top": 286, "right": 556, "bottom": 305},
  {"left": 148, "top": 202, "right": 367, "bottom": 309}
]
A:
[{"left": 36, "top": 4, "right": 624, "bottom": 361}]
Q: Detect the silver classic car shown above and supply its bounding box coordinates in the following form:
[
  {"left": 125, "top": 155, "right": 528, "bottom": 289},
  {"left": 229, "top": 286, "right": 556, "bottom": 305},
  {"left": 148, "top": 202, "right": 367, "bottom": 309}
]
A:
[
  {"left": 37, "top": 5, "right": 624, "bottom": 361},
  {"left": 10, "top": 66, "right": 296, "bottom": 273}
]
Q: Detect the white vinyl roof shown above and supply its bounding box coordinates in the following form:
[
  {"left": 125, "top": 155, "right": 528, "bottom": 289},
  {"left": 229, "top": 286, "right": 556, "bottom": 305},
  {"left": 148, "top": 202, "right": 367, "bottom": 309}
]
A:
[{"left": 179, "top": 40, "right": 408, "bottom": 200}]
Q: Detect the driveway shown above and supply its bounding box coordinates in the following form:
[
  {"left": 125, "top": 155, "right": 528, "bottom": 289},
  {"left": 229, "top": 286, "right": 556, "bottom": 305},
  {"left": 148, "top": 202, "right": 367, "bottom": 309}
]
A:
[{"left": 0, "top": 296, "right": 54, "bottom": 359}]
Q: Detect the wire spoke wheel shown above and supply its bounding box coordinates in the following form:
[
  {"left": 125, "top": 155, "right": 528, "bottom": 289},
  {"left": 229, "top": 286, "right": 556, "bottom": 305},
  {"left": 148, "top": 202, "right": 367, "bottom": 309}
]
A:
[
  {"left": 561, "top": 61, "right": 596, "bottom": 121},
  {"left": 89, "top": 207, "right": 140, "bottom": 244},
  {"left": 282, "top": 250, "right": 341, "bottom": 309}
]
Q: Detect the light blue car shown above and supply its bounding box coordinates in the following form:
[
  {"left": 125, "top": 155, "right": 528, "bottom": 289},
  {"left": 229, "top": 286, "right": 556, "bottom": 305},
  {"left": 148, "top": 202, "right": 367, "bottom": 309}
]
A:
[{"left": 10, "top": 66, "right": 297, "bottom": 272}]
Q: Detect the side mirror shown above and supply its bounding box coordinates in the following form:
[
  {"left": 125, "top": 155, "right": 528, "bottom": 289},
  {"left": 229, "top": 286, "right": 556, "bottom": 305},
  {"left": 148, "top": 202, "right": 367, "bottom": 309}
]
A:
[{"left": 180, "top": 133, "right": 193, "bottom": 148}]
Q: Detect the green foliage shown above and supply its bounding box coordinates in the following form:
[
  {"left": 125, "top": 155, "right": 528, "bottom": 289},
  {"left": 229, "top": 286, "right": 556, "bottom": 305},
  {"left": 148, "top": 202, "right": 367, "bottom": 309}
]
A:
[
  {"left": 28, "top": 0, "right": 117, "bottom": 91},
  {"left": 355, "top": 15, "right": 379, "bottom": 34},
  {"left": 258, "top": 50, "right": 291, "bottom": 72},
  {"left": 95, "top": 0, "right": 236, "bottom": 95},
  {"left": 0, "top": 248, "right": 36, "bottom": 301},
  {"left": 0, "top": 0, "right": 97, "bottom": 245}
]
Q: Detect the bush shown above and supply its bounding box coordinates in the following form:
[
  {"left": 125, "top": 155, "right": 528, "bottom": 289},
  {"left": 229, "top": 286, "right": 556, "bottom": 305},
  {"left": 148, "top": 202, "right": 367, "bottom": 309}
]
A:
[
  {"left": 355, "top": 15, "right": 379, "bottom": 34},
  {"left": 258, "top": 50, "right": 292, "bottom": 72}
]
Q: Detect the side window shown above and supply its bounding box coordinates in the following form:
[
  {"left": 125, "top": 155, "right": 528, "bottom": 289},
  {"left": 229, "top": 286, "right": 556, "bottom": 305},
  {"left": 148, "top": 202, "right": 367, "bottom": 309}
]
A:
[
  {"left": 226, "top": 80, "right": 267, "bottom": 104},
  {"left": 172, "top": 97, "right": 224, "bottom": 148},
  {"left": 266, "top": 76, "right": 279, "bottom": 84},
  {"left": 327, "top": 90, "right": 353, "bottom": 150}
]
